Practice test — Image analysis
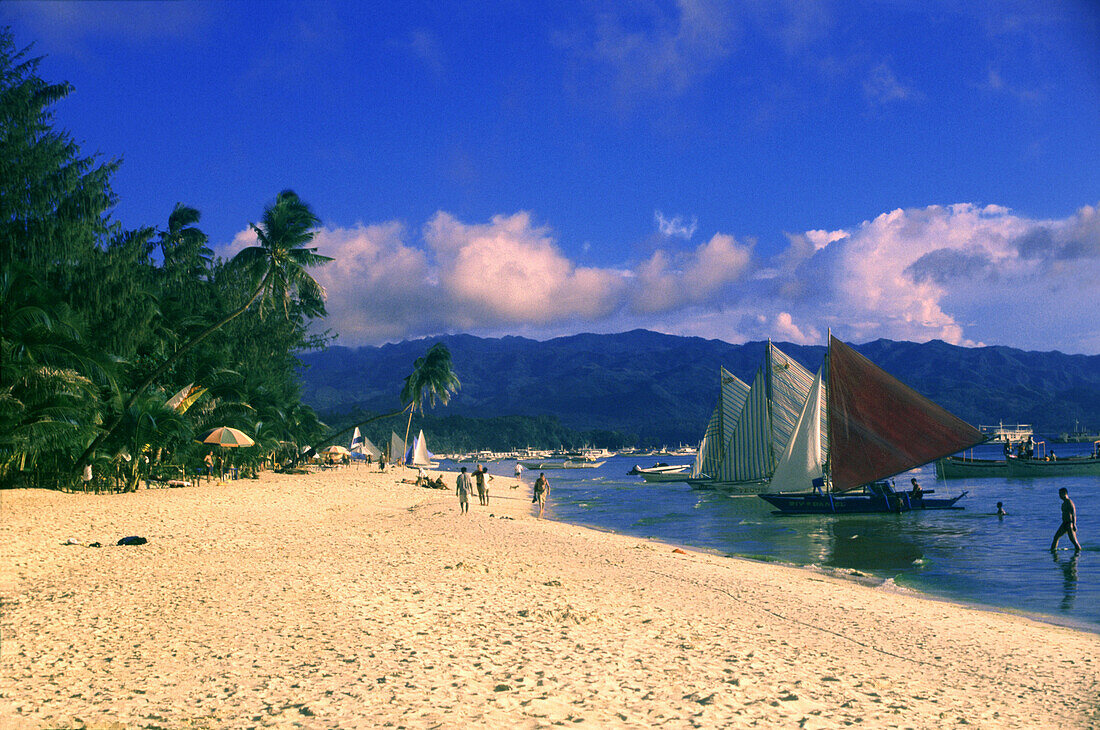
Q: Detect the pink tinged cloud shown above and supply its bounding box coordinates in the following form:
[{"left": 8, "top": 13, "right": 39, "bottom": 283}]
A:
[
  {"left": 218, "top": 201, "right": 1099, "bottom": 353},
  {"left": 424, "top": 211, "right": 625, "bottom": 325},
  {"left": 632, "top": 233, "right": 753, "bottom": 313}
]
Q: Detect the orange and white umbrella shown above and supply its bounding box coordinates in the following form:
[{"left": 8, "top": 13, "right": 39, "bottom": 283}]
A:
[{"left": 196, "top": 427, "right": 255, "bottom": 448}]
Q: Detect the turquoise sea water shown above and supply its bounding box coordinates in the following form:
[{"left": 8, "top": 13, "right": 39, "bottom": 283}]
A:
[{"left": 449, "top": 441, "right": 1099, "bottom": 630}]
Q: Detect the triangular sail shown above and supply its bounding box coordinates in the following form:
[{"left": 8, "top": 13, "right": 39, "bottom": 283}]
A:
[
  {"left": 718, "top": 367, "right": 751, "bottom": 464},
  {"left": 350, "top": 429, "right": 381, "bottom": 459},
  {"left": 827, "top": 336, "right": 986, "bottom": 492},
  {"left": 769, "top": 366, "right": 824, "bottom": 491},
  {"left": 389, "top": 431, "right": 406, "bottom": 462},
  {"left": 692, "top": 406, "right": 721, "bottom": 478},
  {"left": 405, "top": 429, "right": 434, "bottom": 466},
  {"left": 691, "top": 367, "right": 750, "bottom": 480},
  {"left": 768, "top": 343, "right": 822, "bottom": 464},
  {"left": 723, "top": 366, "right": 772, "bottom": 482}
]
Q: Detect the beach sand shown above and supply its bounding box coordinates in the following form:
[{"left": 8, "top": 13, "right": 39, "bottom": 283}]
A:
[{"left": 1, "top": 467, "right": 1097, "bottom": 729}]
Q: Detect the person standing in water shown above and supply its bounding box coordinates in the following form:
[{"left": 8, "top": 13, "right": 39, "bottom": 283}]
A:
[
  {"left": 533, "top": 472, "right": 549, "bottom": 518},
  {"left": 1050, "top": 487, "right": 1081, "bottom": 552}
]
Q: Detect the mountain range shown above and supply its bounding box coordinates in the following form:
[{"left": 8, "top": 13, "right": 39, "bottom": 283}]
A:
[{"left": 299, "top": 330, "right": 1100, "bottom": 445}]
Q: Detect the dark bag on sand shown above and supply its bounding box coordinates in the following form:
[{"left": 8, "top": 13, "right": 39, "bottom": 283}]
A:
[{"left": 117, "top": 536, "right": 148, "bottom": 546}]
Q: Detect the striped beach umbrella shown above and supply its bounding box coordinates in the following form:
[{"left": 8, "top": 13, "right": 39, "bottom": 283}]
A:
[{"left": 196, "top": 427, "right": 255, "bottom": 448}]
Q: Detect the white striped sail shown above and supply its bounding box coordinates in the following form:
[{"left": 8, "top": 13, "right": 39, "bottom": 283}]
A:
[
  {"left": 721, "top": 366, "right": 772, "bottom": 482},
  {"left": 769, "top": 366, "right": 825, "bottom": 492}
]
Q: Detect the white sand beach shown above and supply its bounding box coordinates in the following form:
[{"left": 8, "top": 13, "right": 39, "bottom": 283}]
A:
[{"left": 2, "top": 467, "right": 1098, "bottom": 729}]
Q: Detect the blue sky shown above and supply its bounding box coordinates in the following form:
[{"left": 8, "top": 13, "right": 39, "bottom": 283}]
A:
[{"left": 4, "top": 1, "right": 1100, "bottom": 352}]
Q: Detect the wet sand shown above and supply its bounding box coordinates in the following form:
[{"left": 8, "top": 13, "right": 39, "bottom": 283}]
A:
[{"left": 2, "top": 467, "right": 1098, "bottom": 728}]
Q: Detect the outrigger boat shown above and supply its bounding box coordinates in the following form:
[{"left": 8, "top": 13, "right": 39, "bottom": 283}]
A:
[
  {"left": 937, "top": 449, "right": 1100, "bottom": 479},
  {"left": 759, "top": 336, "right": 984, "bottom": 515},
  {"left": 518, "top": 460, "right": 605, "bottom": 470}
]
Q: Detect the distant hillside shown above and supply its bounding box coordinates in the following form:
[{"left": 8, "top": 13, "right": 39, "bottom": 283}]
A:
[{"left": 299, "top": 330, "right": 1100, "bottom": 445}]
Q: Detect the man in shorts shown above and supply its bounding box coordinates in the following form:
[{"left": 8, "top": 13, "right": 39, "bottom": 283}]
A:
[
  {"left": 1050, "top": 487, "right": 1081, "bottom": 552},
  {"left": 533, "top": 472, "right": 549, "bottom": 518}
]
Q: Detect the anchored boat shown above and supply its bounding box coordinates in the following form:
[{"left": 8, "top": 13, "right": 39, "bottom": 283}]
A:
[{"left": 759, "top": 336, "right": 983, "bottom": 515}]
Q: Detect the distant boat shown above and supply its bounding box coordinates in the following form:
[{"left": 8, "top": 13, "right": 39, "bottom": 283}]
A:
[
  {"left": 937, "top": 448, "right": 1100, "bottom": 479},
  {"left": 629, "top": 462, "right": 692, "bottom": 483},
  {"left": 518, "top": 460, "right": 605, "bottom": 470},
  {"left": 759, "top": 336, "right": 982, "bottom": 515},
  {"left": 628, "top": 462, "right": 686, "bottom": 475},
  {"left": 640, "top": 469, "right": 693, "bottom": 483},
  {"left": 404, "top": 430, "right": 435, "bottom": 467},
  {"left": 978, "top": 422, "right": 1033, "bottom": 444}
]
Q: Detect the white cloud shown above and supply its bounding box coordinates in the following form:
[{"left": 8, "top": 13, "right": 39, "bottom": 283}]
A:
[
  {"left": 655, "top": 211, "right": 698, "bottom": 239},
  {"left": 763, "top": 202, "right": 1100, "bottom": 352},
  {"left": 218, "top": 202, "right": 1100, "bottom": 353}
]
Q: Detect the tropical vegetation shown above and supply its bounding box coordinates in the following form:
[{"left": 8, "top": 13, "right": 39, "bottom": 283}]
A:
[{"left": 1, "top": 31, "right": 458, "bottom": 491}]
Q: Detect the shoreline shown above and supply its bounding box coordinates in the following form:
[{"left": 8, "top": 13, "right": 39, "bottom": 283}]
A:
[
  {"left": 3, "top": 467, "right": 1099, "bottom": 728},
  {"left": 545, "top": 510, "right": 1100, "bottom": 637}
]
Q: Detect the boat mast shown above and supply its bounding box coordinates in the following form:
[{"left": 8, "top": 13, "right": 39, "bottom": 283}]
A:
[
  {"left": 824, "top": 330, "right": 832, "bottom": 493},
  {"left": 766, "top": 338, "right": 776, "bottom": 470}
]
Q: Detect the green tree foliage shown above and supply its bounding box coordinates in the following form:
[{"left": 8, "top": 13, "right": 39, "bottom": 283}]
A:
[
  {"left": 0, "top": 32, "right": 119, "bottom": 280},
  {"left": 0, "top": 31, "right": 333, "bottom": 489}
]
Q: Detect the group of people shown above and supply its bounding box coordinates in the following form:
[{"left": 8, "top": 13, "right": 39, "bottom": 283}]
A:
[{"left": 451, "top": 465, "right": 550, "bottom": 518}]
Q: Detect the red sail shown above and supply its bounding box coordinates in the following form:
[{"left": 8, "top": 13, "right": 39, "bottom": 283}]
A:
[{"left": 827, "top": 336, "right": 986, "bottom": 492}]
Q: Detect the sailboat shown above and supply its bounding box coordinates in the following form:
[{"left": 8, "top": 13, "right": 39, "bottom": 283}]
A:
[
  {"left": 349, "top": 427, "right": 381, "bottom": 459},
  {"left": 388, "top": 431, "right": 406, "bottom": 464},
  {"left": 689, "top": 343, "right": 826, "bottom": 494},
  {"left": 404, "top": 429, "right": 435, "bottom": 468},
  {"left": 759, "top": 336, "right": 984, "bottom": 514}
]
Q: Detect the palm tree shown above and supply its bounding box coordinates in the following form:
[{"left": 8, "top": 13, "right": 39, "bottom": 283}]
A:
[
  {"left": 0, "top": 269, "right": 112, "bottom": 487},
  {"left": 399, "top": 342, "right": 461, "bottom": 454},
  {"left": 317, "top": 342, "right": 461, "bottom": 451},
  {"left": 160, "top": 203, "right": 214, "bottom": 280},
  {"left": 76, "top": 190, "right": 332, "bottom": 471}
]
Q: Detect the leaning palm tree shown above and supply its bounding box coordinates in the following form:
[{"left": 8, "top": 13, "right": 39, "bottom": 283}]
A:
[
  {"left": 399, "top": 342, "right": 461, "bottom": 455},
  {"left": 76, "top": 190, "right": 332, "bottom": 471},
  {"left": 317, "top": 342, "right": 461, "bottom": 450}
]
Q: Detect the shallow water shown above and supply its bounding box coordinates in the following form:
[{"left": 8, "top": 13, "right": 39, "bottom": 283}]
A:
[{"left": 455, "top": 442, "right": 1099, "bottom": 630}]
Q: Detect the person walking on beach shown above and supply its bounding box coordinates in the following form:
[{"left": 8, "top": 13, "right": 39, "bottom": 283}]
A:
[
  {"left": 475, "top": 464, "right": 493, "bottom": 506},
  {"left": 203, "top": 452, "right": 214, "bottom": 483},
  {"left": 533, "top": 472, "right": 549, "bottom": 518},
  {"left": 1050, "top": 487, "right": 1082, "bottom": 552},
  {"left": 456, "top": 467, "right": 473, "bottom": 515}
]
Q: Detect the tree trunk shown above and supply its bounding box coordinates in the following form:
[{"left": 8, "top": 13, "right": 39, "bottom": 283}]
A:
[{"left": 315, "top": 404, "right": 411, "bottom": 448}]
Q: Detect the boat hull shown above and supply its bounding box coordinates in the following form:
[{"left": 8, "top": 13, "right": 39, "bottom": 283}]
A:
[
  {"left": 640, "top": 470, "right": 691, "bottom": 483},
  {"left": 686, "top": 478, "right": 771, "bottom": 494},
  {"left": 935, "top": 456, "right": 1010, "bottom": 479},
  {"left": 759, "top": 490, "right": 967, "bottom": 514},
  {"left": 1007, "top": 457, "right": 1100, "bottom": 477},
  {"left": 937, "top": 455, "right": 1100, "bottom": 479},
  {"left": 518, "top": 460, "right": 605, "bottom": 470}
]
